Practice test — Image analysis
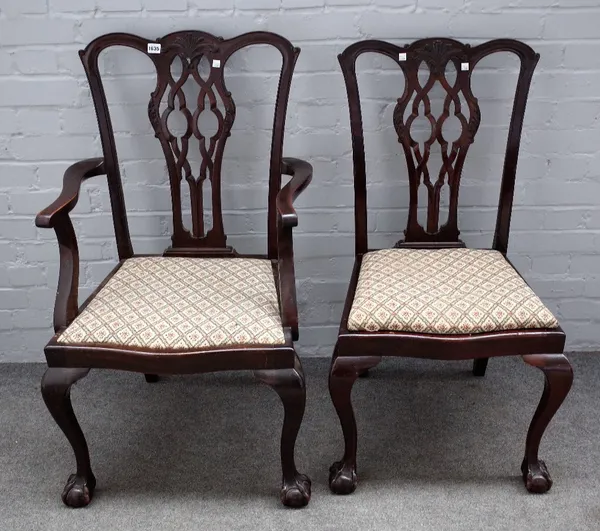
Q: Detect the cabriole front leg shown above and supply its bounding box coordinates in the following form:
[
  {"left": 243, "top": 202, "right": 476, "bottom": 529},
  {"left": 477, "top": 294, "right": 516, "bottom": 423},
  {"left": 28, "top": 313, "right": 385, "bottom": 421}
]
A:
[
  {"left": 521, "top": 353, "right": 573, "bottom": 494},
  {"left": 41, "top": 367, "right": 96, "bottom": 508},
  {"left": 255, "top": 356, "right": 311, "bottom": 508},
  {"left": 328, "top": 354, "right": 382, "bottom": 495}
]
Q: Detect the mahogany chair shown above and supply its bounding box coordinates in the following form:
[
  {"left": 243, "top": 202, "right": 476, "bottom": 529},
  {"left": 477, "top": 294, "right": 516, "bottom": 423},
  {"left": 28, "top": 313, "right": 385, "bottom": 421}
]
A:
[
  {"left": 36, "top": 31, "right": 312, "bottom": 508},
  {"left": 328, "top": 38, "right": 572, "bottom": 496}
]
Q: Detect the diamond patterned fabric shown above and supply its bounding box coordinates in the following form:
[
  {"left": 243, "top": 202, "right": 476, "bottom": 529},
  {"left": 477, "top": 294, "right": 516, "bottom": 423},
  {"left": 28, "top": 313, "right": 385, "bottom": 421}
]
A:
[
  {"left": 57, "top": 257, "right": 286, "bottom": 349},
  {"left": 347, "top": 248, "right": 558, "bottom": 335}
]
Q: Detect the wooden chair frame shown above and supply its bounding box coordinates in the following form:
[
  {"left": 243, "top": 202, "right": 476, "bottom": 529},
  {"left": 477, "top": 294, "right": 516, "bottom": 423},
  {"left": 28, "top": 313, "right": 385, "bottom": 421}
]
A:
[
  {"left": 328, "top": 38, "right": 573, "bottom": 496},
  {"left": 37, "top": 31, "right": 312, "bottom": 508}
]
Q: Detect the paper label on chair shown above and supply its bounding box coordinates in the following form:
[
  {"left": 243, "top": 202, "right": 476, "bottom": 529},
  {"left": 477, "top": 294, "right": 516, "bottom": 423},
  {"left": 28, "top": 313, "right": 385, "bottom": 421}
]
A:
[
  {"left": 147, "top": 43, "right": 161, "bottom": 54},
  {"left": 399, "top": 52, "right": 407, "bottom": 61},
  {"left": 212, "top": 59, "right": 221, "bottom": 68},
  {"left": 461, "top": 62, "right": 469, "bottom": 71}
]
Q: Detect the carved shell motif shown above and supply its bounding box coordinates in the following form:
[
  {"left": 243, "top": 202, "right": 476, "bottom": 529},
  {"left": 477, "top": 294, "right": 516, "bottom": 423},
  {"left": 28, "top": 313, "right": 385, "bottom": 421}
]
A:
[
  {"left": 168, "top": 33, "right": 222, "bottom": 61},
  {"left": 416, "top": 39, "right": 467, "bottom": 74}
]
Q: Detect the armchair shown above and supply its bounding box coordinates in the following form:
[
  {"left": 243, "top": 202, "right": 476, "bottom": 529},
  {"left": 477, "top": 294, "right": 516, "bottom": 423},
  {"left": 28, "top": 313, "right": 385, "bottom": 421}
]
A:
[{"left": 37, "top": 31, "right": 312, "bottom": 508}]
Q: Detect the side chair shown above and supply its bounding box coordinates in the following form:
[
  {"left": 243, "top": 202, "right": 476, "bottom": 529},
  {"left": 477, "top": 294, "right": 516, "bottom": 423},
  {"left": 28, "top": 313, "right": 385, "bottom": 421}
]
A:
[{"left": 328, "top": 37, "right": 572, "bottom": 496}]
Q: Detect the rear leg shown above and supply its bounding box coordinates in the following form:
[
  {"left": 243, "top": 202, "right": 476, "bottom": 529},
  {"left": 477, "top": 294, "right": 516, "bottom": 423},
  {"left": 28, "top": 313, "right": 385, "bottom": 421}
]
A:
[{"left": 472, "top": 358, "right": 489, "bottom": 377}]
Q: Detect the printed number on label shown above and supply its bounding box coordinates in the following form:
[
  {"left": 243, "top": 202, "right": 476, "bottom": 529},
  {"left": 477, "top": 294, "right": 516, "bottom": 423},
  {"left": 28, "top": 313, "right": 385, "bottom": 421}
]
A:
[{"left": 147, "top": 43, "right": 161, "bottom": 54}]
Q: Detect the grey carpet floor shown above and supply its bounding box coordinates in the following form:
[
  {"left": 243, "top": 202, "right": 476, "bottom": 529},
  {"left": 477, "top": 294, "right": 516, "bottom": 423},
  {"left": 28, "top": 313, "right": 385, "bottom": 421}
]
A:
[{"left": 1, "top": 355, "right": 599, "bottom": 531}]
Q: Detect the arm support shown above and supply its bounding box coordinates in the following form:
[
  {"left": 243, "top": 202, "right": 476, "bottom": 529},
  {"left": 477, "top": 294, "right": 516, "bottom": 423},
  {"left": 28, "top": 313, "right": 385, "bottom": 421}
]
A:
[
  {"left": 35, "top": 158, "right": 105, "bottom": 332},
  {"left": 36, "top": 158, "right": 105, "bottom": 229},
  {"left": 277, "top": 157, "right": 312, "bottom": 228},
  {"left": 276, "top": 158, "right": 313, "bottom": 341}
]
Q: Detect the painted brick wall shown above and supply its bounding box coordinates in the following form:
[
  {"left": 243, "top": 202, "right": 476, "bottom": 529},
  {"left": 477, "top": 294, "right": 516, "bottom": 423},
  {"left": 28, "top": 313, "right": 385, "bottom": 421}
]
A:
[{"left": 0, "top": 0, "right": 599, "bottom": 361}]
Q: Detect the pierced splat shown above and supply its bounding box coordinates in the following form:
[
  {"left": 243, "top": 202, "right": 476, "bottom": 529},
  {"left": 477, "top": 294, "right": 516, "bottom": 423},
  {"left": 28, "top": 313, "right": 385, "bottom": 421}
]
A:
[
  {"left": 339, "top": 38, "right": 538, "bottom": 252},
  {"left": 149, "top": 34, "right": 235, "bottom": 249},
  {"left": 392, "top": 40, "right": 480, "bottom": 241},
  {"left": 79, "top": 31, "right": 299, "bottom": 257}
]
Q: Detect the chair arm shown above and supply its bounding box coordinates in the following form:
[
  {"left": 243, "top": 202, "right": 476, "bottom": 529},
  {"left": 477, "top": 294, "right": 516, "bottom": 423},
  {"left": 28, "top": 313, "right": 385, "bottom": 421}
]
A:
[
  {"left": 35, "top": 158, "right": 105, "bottom": 229},
  {"left": 277, "top": 157, "right": 313, "bottom": 228},
  {"left": 275, "top": 158, "right": 312, "bottom": 341},
  {"left": 35, "top": 158, "right": 105, "bottom": 332}
]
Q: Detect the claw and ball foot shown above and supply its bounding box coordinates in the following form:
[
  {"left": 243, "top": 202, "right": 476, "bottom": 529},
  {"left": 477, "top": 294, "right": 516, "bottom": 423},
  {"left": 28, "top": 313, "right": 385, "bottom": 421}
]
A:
[
  {"left": 329, "top": 460, "right": 357, "bottom": 495},
  {"left": 41, "top": 367, "right": 96, "bottom": 508},
  {"left": 328, "top": 354, "right": 381, "bottom": 495},
  {"left": 521, "top": 353, "right": 572, "bottom": 494},
  {"left": 62, "top": 472, "right": 97, "bottom": 508},
  {"left": 521, "top": 458, "right": 552, "bottom": 494},
  {"left": 281, "top": 473, "right": 311, "bottom": 507},
  {"left": 255, "top": 355, "right": 311, "bottom": 508}
]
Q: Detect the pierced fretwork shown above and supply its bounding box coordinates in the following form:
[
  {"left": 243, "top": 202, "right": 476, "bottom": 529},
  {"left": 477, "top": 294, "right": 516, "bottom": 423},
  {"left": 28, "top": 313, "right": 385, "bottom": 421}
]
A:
[
  {"left": 339, "top": 38, "right": 537, "bottom": 253},
  {"left": 392, "top": 39, "right": 481, "bottom": 241},
  {"left": 149, "top": 33, "right": 235, "bottom": 248}
]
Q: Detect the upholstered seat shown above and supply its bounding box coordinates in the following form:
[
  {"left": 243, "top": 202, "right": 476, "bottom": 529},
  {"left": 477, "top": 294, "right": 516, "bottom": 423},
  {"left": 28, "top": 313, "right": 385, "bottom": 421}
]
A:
[
  {"left": 347, "top": 248, "right": 558, "bottom": 335},
  {"left": 58, "top": 256, "right": 286, "bottom": 349}
]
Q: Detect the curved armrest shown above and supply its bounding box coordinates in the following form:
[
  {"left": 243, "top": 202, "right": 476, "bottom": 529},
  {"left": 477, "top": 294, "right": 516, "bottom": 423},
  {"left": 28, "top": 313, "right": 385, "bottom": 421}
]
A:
[
  {"left": 275, "top": 157, "right": 312, "bottom": 341},
  {"left": 277, "top": 157, "right": 312, "bottom": 228},
  {"left": 36, "top": 158, "right": 105, "bottom": 229},
  {"left": 35, "top": 158, "right": 104, "bottom": 332}
]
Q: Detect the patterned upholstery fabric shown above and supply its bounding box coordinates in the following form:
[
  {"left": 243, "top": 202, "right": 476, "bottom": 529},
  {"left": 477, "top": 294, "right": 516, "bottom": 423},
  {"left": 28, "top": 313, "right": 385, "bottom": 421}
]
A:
[
  {"left": 58, "top": 257, "right": 286, "bottom": 349},
  {"left": 347, "top": 248, "right": 558, "bottom": 335}
]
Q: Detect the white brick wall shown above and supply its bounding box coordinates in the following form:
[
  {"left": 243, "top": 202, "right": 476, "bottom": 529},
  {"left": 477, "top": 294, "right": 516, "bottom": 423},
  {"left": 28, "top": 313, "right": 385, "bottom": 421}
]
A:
[{"left": 1, "top": 0, "right": 600, "bottom": 361}]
